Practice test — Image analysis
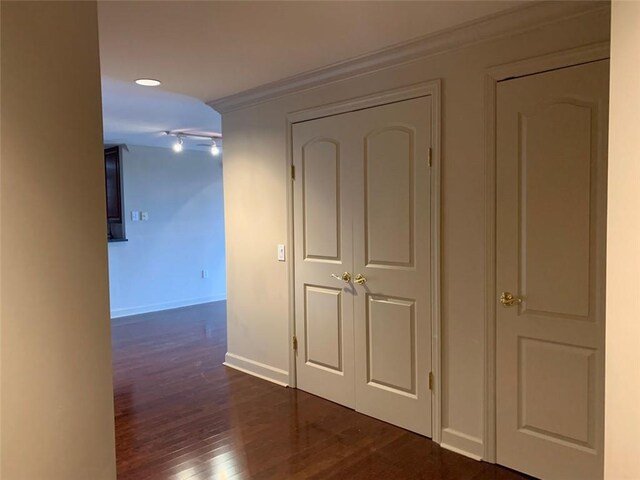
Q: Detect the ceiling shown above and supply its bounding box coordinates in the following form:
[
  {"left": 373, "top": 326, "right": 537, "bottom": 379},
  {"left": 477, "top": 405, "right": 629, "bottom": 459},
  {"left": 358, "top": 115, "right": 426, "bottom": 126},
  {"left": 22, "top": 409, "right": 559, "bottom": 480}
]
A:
[
  {"left": 98, "top": 0, "right": 523, "bottom": 149},
  {"left": 101, "top": 76, "right": 221, "bottom": 150}
]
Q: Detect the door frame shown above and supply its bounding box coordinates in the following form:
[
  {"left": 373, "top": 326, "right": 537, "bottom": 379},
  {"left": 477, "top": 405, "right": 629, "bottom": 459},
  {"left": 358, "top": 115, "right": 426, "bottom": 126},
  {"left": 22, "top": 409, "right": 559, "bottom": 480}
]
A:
[
  {"left": 285, "top": 79, "right": 442, "bottom": 442},
  {"left": 483, "top": 41, "right": 610, "bottom": 463}
]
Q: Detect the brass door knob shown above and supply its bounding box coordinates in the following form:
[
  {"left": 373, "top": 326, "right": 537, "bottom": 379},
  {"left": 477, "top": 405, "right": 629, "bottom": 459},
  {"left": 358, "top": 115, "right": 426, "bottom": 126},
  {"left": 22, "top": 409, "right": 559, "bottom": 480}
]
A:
[
  {"left": 500, "top": 292, "right": 521, "bottom": 307},
  {"left": 331, "top": 272, "right": 352, "bottom": 283},
  {"left": 354, "top": 274, "right": 367, "bottom": 285}
]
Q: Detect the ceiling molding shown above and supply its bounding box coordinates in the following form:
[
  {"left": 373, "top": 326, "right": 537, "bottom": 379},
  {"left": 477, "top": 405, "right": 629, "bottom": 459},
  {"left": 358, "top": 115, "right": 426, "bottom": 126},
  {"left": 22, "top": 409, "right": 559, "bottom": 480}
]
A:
[
  {"left": 487, "top": 41, "right": 611, "bottom": 81},
  {"left": 207, "top": 1, "right": 609, "bottom": 114}
]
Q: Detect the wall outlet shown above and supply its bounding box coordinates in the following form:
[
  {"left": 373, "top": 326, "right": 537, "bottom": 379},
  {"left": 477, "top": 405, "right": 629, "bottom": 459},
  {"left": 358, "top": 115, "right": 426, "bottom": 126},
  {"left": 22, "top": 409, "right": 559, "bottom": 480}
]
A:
[
  {"left": 141, "top": 211, "right": 149, "bottom": 221},
  {"left": 131, "top": 211, "right": 140, "bottom": 222},
  {"left": 201, "top": 269, "right": 209, "bottom": 279},
  {"left": 277, "top": 244, "right": 286, "bottom": 261}
]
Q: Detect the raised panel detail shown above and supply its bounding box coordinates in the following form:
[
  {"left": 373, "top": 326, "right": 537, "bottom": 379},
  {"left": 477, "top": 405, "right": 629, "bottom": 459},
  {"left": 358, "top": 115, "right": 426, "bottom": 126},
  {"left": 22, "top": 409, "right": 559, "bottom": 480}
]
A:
[
  {"left": 305, "top": 285, "right": 342, "bottom": 372},
  {"left": 366, "top": 295, "right": 416, "bottom": 395},
  {"left": 365, "top": 127, "right": 414, "bottom": 267},
  {"left": 520, "top": 102, "right": 592, "bottom": 319},
  {"left": 303, "top": 139, "right": 340, "bottom": 261},
  {"left": 518, "top": 337, "right": 595, "bottom": 448}
]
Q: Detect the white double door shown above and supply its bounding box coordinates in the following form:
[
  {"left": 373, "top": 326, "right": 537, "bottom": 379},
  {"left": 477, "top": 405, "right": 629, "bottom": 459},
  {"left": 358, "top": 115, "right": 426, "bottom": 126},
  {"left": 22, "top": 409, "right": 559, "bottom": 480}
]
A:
[
  {"left": 293, "top": 96, "right": 433, "bottom": 436},
  {"left": 496, "top": 60, "right": 609, "bottom": 479}
]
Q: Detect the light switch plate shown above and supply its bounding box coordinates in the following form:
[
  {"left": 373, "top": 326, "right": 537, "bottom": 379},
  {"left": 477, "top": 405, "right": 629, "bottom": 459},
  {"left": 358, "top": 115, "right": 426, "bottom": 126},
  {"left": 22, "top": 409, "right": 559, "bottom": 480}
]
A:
[
  {"left": 131, "top": 211, "right": 140, "bottom": 222},
  {"left": 141, "top": 211, "right": 149, "bottom": 221},
  {"left": 277, "top": 244, "right": 286, "bottom": 261}
]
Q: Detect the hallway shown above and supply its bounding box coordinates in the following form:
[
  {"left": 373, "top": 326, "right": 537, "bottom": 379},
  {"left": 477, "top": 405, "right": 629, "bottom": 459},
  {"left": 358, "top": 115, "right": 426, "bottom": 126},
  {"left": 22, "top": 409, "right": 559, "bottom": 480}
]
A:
[{"left": 112, "top": 302, "right": 528, "bottom": 479}]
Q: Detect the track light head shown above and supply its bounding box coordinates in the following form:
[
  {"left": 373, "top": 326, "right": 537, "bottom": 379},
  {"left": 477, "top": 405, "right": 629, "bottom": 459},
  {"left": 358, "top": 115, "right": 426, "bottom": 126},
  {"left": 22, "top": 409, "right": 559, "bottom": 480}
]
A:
[
  {"left": 210, "top": 140, "right": 220, "bottom": 157},
  {"left": 173, "top": 136, "right": 184, "bottom": 153}
]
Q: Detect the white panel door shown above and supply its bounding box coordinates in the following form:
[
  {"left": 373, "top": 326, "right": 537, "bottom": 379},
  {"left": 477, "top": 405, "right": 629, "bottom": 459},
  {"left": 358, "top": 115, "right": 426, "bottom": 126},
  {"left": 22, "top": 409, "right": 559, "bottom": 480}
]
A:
[
  {"left": 496, "top": 60, "right": 609, "bottom": 479},
  {"left": 351, "top": 97, "right": 433, "bottom": 436},
  {"left": 293, "top": 96, "right": 433, "bottom": 436},
  {"left": 293, "top": 114, "right": 356, "bottom": 407}
]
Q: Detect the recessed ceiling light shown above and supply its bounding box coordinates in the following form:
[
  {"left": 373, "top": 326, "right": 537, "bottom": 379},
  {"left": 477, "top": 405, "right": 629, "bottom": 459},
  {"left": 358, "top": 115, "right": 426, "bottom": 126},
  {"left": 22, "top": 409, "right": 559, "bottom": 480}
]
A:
[{"left": 135, "top": 78, "right": 161, "bottom": 87}]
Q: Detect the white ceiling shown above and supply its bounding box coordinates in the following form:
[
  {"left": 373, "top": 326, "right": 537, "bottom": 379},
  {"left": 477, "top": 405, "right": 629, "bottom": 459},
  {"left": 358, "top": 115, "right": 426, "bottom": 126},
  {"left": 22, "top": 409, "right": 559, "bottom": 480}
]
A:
[{"left": 98, "top": 0, "right": 523, "bottom": 149}]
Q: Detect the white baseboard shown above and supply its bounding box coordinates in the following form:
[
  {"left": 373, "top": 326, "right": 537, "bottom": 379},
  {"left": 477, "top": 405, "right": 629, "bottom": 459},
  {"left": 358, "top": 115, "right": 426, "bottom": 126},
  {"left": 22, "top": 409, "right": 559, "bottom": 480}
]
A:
[
  {"left": 223, "top": 352, "right": 289, "bottom": 387},
  {"left": 440, "top": 428, "right": 484, "bottom": 461},
  {"left": 110, "top": 294, "right": 226, "bottom": 318}
]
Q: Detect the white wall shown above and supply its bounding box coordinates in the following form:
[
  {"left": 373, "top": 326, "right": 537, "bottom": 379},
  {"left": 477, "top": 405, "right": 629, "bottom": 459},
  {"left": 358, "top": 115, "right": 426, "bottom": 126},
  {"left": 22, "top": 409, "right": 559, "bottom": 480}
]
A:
[
  {"left": 605, "top": 2, "right": 640, "bottom": 479},
  {"left": 219, "top": 3, "right": 609, "bottom": 459},
  {"left": 108, "top": 145, "right": 226, "bottom": 317},
  {"left": 0, "top": 1, "right": 116, "bottom": 478}
]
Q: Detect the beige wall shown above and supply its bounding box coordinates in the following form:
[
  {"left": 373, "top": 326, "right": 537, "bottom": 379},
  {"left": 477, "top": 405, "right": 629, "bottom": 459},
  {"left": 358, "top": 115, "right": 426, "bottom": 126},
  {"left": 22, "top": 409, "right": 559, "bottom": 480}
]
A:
[
  {"left": 605, "top": 2, "right": 640, "bottom": 479},
  {"left": 1, "top": 2, "right": 117, "bottom": 479},
  {"left": 221, "top": 5, "right": 610, "bottom": 457}
]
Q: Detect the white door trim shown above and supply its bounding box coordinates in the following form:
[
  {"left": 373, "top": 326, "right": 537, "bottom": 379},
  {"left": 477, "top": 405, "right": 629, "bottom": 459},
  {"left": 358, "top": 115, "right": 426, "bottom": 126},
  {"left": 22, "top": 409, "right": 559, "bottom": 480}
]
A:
[
  {"left": 483, "top": 41, "right": 609, "bottom": 463},
  {"left": 286, "top": 79, "right": 442, "bottom": 442}
]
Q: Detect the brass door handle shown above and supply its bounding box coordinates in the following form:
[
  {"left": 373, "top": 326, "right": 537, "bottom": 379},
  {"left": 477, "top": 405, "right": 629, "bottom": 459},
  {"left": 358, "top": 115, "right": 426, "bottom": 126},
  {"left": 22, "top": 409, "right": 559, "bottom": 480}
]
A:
[
  {"left": 331, "top": 272, "right": 352, "bottom": 283},
  {"left": 354, "top": 274, "right": 367, "bottom": 285},
  {"left": 500, "top": 292, "right": 522, "bottom": 307}
]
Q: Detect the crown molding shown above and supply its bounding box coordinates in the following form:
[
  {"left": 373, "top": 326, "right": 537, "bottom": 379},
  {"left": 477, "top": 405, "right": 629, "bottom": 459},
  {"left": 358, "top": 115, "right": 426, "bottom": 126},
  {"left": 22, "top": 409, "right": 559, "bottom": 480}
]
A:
[{"left": 207, "top": 1, "right": 609, "bottom": 114}]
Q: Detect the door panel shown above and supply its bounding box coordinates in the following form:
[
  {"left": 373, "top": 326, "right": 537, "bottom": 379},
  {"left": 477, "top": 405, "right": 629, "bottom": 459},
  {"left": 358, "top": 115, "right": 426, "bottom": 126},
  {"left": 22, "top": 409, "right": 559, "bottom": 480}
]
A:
[
  {"left": 293, "top": 117, "right": 355, "bottom": 408},
  {"left": 305, "top": 285, "right": 343, "bottom": 372},
  {"left": 518, "top": 338, "right": 595, "bottom": 447},
  {"left": 520, "top": 101, "right": 592, "bottom": 319},
  {"left": 367, "top": 295, "right": 416, "bottom": 394},
  {"left": 303, "top": 140, "right": 341, "bottom": 261},
  {"left": 353, "top": 97, "right": 432, "bottom": 436},
  {"left": 496, "top": 60, "right": 609, "bottom": 479},
  {"left": 365, "top": 127, "right": 414, "bottom": 267}
]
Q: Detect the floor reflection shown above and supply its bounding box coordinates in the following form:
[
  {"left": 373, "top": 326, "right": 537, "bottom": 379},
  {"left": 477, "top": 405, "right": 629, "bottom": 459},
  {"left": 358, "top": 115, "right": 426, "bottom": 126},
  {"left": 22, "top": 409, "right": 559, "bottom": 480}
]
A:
[{"left": 112, "top": 301, "right": 529, "bottom": 479}]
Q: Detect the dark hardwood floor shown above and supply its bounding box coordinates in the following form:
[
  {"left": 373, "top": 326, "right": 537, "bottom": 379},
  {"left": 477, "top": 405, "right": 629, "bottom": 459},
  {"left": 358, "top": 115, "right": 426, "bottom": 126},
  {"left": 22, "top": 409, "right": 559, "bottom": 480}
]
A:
[{"left": 113, "top": 301, "right": 529, "bottom": 480}]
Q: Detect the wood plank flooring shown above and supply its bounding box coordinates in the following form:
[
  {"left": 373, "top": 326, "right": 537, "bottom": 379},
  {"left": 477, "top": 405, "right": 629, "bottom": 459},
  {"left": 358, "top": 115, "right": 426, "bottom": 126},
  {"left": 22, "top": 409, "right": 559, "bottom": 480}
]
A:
[{"left": 112, "top": 301, "right": 530, "bottom": 480}]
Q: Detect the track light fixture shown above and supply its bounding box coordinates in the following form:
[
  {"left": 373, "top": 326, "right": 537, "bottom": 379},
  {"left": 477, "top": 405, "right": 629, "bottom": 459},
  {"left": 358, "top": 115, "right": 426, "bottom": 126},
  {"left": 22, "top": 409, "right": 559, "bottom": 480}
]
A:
[{"left": 165, "top": 131, "right": 222, "bottom": 156}]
